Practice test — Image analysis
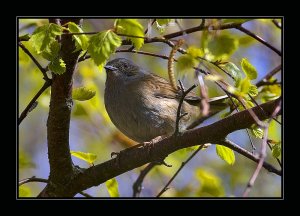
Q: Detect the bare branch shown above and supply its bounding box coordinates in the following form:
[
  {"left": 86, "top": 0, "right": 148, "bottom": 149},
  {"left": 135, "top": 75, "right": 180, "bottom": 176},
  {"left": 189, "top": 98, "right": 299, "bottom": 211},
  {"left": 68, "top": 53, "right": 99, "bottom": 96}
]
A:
[
  {"left": 272, "top": 19, "right": 282, "bottom": 29},
  {"left": 242, "top": 100, "right": 281, "bottom": 197},
  {"left": 18, "top": 42, "right": 49, "bottom": 80},
  {"left": 256, "top": 65, "right": 281, "bottom": 87},
  {"left": 132, "top": 162, "right": 157, "bottom": 197},
  {"left": 157, "top": 144, "right": 204, "bottom": 197},
  {"left": 236, "top": 26, "right": 281, "bottom": 56},
  {"left": 18, "top": 80, "right": 52, "bottom": 125}
]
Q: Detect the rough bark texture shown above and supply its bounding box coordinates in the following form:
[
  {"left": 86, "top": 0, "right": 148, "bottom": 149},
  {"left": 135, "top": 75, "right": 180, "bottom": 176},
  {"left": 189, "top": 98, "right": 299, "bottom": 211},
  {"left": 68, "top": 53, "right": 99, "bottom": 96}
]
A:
[{"left": 39, "top": 19, "right": 82, "bottom": 197}]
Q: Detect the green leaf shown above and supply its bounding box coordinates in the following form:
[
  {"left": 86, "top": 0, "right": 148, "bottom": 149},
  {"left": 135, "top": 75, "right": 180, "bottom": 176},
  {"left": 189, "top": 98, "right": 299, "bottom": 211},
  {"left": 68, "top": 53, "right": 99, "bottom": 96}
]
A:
[
  {"left": 223, "top": 19, "right": 252, "bottom": 24},
  {"left": 48, "top": 58, "right": 66, "bottom": 75},
  {"left": 187, "top": 46, "right": 204, "bottom": 58},
  {"left": 19, "top": 185, "right": 32, "bottom": 197},
  {"left": 105, "top": 178, "right": 120, "bottom": 197},
  {"left": 115, "top": 19, "right": 144, "bottom": 49},
  {"left": 249, "top": 84, "right": 258, "bottom": 97},
  {"left": 156, "top": 19, "right": 172, "bottom": 26},
  {"left": 216, "top": 145, "right": 235, "bottom": 165},
  {"left": 250, "top": 124, "right": 263, "bottom": 139},
  {"left": 271, "top": 142, "right": 281, "bottom": 158},
  {"left": 29, "top": 23, "right": 63, "bottom": 54},
  {"left": 195, "top": 168, "right": 225, "bottom": 197},
  {"left": 72, "top": 87, "right": 96, "bottom": 101},
  {"left": 241, "top": 58, "right": 258, "bottom": 80},
  {"left": 177, "top": 55, "right": 198, "bottom": 71},
  {"left": 70, "top": 150, "right": 97, "bottom": 164},
  {"left": 206, "top": 34, "right": 238, "bottom": 60},
  {"left": 19, "top": 34, "right": 31, "bottom": 41},
  {"left": 87, "top": 30, "right": 122, "bottom": 67},
  {"left": 68, "top": 22, "right": 89, "bottom": 51},
  {"left": 240, "top": 77, "right": 251, "bottom": 94},
  {"left": 219, "top": 62, "right": 242, "bottom": 86}
]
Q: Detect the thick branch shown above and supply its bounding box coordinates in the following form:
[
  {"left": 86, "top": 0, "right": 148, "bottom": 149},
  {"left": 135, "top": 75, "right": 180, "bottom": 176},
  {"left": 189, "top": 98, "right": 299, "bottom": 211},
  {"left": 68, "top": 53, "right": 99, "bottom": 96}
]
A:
[
  {"left": 63, "top": 99, "right": 281, "bottom": 196},
  {"left": 39, "top": 19, "right": 82, "bottom": 197}
]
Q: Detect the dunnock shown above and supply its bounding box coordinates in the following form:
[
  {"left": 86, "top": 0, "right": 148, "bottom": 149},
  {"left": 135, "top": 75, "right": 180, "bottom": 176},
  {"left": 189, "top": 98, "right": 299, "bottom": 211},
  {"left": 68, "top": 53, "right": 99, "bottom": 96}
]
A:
[{"left": 104, "top": 58, "right": 227, "bottom": 143}]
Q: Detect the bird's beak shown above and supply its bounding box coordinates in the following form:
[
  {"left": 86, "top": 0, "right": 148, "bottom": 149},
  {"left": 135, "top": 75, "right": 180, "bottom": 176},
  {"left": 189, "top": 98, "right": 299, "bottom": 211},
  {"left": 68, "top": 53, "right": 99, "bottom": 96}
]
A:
[{"left": 104, "top": 65, "right": 118, "bottom": 71}]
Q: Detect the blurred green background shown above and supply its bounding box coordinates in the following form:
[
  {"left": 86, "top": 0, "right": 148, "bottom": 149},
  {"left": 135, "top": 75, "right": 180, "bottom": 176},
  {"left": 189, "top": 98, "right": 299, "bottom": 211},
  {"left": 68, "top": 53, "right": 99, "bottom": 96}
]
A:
[{"left": 18, "top": 18, "right": 282, "bottom": 197}]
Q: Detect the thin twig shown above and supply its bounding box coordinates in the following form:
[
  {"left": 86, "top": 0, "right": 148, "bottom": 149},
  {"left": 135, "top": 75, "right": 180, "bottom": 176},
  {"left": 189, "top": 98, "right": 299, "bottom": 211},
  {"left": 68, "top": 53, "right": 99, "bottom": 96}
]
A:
[
  {"left": 18, "top": 80, "right": 52, "bottom": 125},
  {"left": 256, "top": 65, "right": 281, "bottom": 87},
  {"left": 132, "top": 162, "right": 157, "bottom": 197},
  {"left": 156, "top": 144, "right": 204, "bottom": 197},
  {"left": 272, "top": 19, "right": 282, "bottom": 29},
  {"left": 174, "top": 81, "right": 197, "bottom": 135},
  {"left": 236, "top": 26, "right": 281, "bottom": 56},
  {"left": 18, "top": 42, "right": 49, "bottom": 80},
  {"left": 242, "top": 100, "right": 281, "bottom": 197}
]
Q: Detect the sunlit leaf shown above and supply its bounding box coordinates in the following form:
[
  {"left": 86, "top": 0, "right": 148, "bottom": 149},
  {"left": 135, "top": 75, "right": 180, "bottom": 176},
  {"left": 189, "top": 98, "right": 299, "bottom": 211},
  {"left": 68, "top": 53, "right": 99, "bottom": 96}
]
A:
[
  {"left": 49, "top": 58, "right": 66, "bottom": 75},
  {"left": 19, "top": 185, "right": 32, "bottom": 197},
  {"left": 219, "top": 62, "right": 242, "bottom": 86},
  {"left": 240, "top": 77, "right": 251, "bottom": 94},
  {"left": 187, "top": 46, "right": 204, "bottom": 58},
  {"left": 115, "top": 19, "right": 144, "bottom": 49},
  {"left": 156, "top": 19, "right": 172, "bottom": 26},
  {"left": 241, "top": 58, "right": 258, "bottom": 80},
  {"left": 70, "top": 150, "right": 97, "bottom": 164},
  {"left": 195, "top": 168, "right": 225, "bottom": 197},
  {"left": 272, "top": 142, "right": 281, "bottom": 158},
  {"left": 249, "top": 84, "right": 258, "bottom": 97},
  {"left": 72, "top": 87, "right": 96, "bottom": 101},
  {"left": 105, "top": 178, "right": 120, "bottom": 197},
  {"left": 216, "top": 145, "right": 235, "bottom": 165},
  {"left": 206, "top": 34, "right": 238, "bottom": 60},
  {"left": 250, "top": 124, "right": 263, "bottom": 139},
  {"left": 177, "top": 55, "right": 198, "bottom": 72},
  {"left": 87, "top": 30, "right": 122, "bottom": 68},
  {"left": 29, "top": 23, "right": 63, "bottom": 54},
  {"left": 68, "top": 22, "right": 89, "bottom": 51},
  {"left": 205, "top": 74, "right": 222, "bottom": 81}
]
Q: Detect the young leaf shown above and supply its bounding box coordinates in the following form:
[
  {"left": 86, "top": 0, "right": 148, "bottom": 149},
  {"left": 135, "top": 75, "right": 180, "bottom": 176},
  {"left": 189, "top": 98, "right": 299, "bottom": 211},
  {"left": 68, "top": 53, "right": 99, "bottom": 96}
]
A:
[
  {"left": 72, "top": 87, "right": 96, "bottom": 101},
  {"left": 19, "top": 185, "right": 32, "bottom": 197},
  {"left": 271, "top": 142, "right": 281, "bottom": 158},
  {"left": 87, "top": 30, "right": 122, "bottom": 68},
  {"left": 241, "top": 58, "right": 258, "bottom": 80},
  {"left": 205, "top": 74, "right": 222, "bottom": 81},
  {"left": 49, "top": 58, "right": 66, "bottom": 75},
  {"left": 249, "top": 84, "right": 258, "bottom": 97},
  {"left": 219, "top": 62, "right": 242, "bottom": 87},
  {"left": 177, "top": 55, "right": 198, "bottom": 71},
  {"left": 250, "top": 124, "right": 263, "bottom": 139},
  {"left": 105, "top": 178, "right": 120, "bottom": 197},
  {"left": 70, "top": 150, "right": 97, "bottom": 164},
  {"left": 114, "top": 19, "right": 144, "bottom": 49},
  {"left": 156, "top": 19, "right": 172, "bottom": 26},
  {"left": 206, "top": 34, "right": 238, "bottom": 60},
  {"left": 187, "top": 46, "right": 204, "bottom": 58},
  {"left": 240, "top": 77, "right": 251, "bottom": 94},
  {"left": 216, "top": 145, "right": 235, "bottom": 165},
  {"left": 68, "top": 22, "right": 89, "bottom": 51},
  {"left": 29, "top": 23, "right": 63, "bottom": 54}
]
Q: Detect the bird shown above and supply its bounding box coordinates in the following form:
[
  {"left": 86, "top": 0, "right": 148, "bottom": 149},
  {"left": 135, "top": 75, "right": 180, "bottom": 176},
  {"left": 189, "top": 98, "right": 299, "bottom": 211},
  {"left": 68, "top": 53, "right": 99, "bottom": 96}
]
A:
[{"left": 104, "top": 58, "right": 228, "bottom": 143}]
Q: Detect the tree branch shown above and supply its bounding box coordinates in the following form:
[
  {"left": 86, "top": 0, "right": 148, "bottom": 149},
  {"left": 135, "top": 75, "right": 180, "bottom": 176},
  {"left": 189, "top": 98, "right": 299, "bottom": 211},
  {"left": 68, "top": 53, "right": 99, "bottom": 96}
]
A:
[
  {"left": 18, "top": 80, "right": 52, "bottom": 125},
  {"left": 18, "top": 42, "right": 49, "bottom": 80},
  {"left": 256, "top": 65, "right": 282, "bottom": 87},
  {"left": 38, "top": 18, "right": 82, "bottom": 197},
  {"left": 235, "top": 26, "right": 281, "bottom": 56},
  {"left": 156, "top": 144, "right": 204, "bottom": 197},
  {"left": 62, "top": 98, "right": 281, "bottom": 196}
]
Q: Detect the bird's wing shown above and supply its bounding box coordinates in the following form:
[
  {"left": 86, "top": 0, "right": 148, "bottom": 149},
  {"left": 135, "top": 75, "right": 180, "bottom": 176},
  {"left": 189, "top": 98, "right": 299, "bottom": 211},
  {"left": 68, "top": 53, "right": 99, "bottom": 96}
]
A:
[{"left": 142, "top": 74, "right": 201, "bottom": 105}]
